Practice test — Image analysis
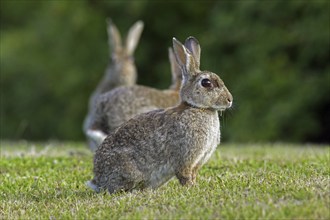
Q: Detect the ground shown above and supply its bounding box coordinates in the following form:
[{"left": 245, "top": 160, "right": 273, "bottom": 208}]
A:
[{"left": 1, "top": 141, "right": 329, "bottom": 219}]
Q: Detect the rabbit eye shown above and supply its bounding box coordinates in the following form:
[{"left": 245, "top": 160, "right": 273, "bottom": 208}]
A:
[{"left": 201, "top": 79, "right": 212, "bottom": 88}]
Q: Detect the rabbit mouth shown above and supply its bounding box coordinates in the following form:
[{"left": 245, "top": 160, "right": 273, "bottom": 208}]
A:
[
  {"left": 214, "top": 100, "right": 232, "bottom": 111},
  {"left": 213, "top": 104, "right": 230, "bottom": 112},
  {"left": 207, "top": 106, "right": 226, "bottom": 113}
]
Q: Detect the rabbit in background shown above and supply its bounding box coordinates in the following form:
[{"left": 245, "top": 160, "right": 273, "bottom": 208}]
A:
[
  {"left": 87, "top": 36, "right": 233, "bottom": 194},
  {"left": 85, "top": 47, "right": 182, "bottom": 150},
  {"left": 83, "top": 19, "right": 144, "bottom": 150}
]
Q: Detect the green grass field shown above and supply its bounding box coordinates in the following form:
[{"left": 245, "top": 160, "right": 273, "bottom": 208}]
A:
[{"left": 1, "top": 141, "right": 329, "bottom": 219}]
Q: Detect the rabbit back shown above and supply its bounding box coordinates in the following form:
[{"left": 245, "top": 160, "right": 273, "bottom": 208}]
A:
[{"left": 90, "top": 85, "right": 179, "bottom": 133}]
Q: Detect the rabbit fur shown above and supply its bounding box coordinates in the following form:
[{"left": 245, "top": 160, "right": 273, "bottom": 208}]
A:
[
  {"left": 85, "top": 48, "right": 182, "bottom": 149},
  {"left": 84, "top": 19, "right": 144, "bottom": 150},
  {"left": 87, "top": 36, "right": 233, "bottom": 194}
]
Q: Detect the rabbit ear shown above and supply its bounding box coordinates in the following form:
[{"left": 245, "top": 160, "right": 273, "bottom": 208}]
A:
[
  {"left": 184, "top": 36, "right": 201, "bottom": 69},
  {"left": 168, "top": 47, "right": 182, "bottom": 90},
  {"left": 106, "top": 18, "right": 123, "bottom": 54},
  {"left": 125, "top": 20, "right": 144, "bottom": 55},
  {"left": 172, "top": 37, "right": 197, "bottom": 80}
]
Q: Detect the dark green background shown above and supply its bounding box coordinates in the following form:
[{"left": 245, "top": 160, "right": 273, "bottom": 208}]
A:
[{"left": 1, "top": 0, "right": 329, "bottom": 143}]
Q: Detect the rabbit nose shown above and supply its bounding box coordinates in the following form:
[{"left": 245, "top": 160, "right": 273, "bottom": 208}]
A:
[
  {"left": 227, "top": 99, "right": 232, "bottom": 108},
  {"left": 227, "top": 94, "right": 233, "bottom": 108}
]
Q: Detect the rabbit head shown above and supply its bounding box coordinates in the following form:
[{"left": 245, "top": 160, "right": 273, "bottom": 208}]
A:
[
  {"left": 99, "top": 19, "right": 144, "bottom": 93},
  {"left": 173, "top": 37, "right": 233, "bottom": 112}
]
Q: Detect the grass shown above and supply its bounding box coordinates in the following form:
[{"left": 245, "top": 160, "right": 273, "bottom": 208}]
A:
[{"left": 0, "top": 141, "right": 329, "bottom": 219}]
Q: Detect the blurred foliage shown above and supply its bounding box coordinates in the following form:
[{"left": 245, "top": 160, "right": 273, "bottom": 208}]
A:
[{"left": 1, "top": 0, "right": 329, "bottom": 143}]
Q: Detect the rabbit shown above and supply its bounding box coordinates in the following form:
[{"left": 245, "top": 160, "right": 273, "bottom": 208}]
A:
[
  {"left": 87, "top": 36, "right": 233, "bottom": 194},
  {"left": 83, "top": 19, "right": 144, "bottom": 150},
  {"left": 85, "top": 47, "right": 182, "bottom": 150}
]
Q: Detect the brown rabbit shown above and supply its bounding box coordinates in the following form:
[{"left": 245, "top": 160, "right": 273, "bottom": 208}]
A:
[
  {"left": 85, "top": 47, "right": 182, "bottom": 150},
  {"left": 87, "top": 36, "right": 233, "bottom": 193},
  {"left": 83, "top": 19, "right": 144, "bottom": 150}
]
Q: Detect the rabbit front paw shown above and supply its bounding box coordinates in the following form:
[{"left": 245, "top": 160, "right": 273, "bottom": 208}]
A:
[{"left": 176, "top": 172, "right": 195, "bottom": 186}]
